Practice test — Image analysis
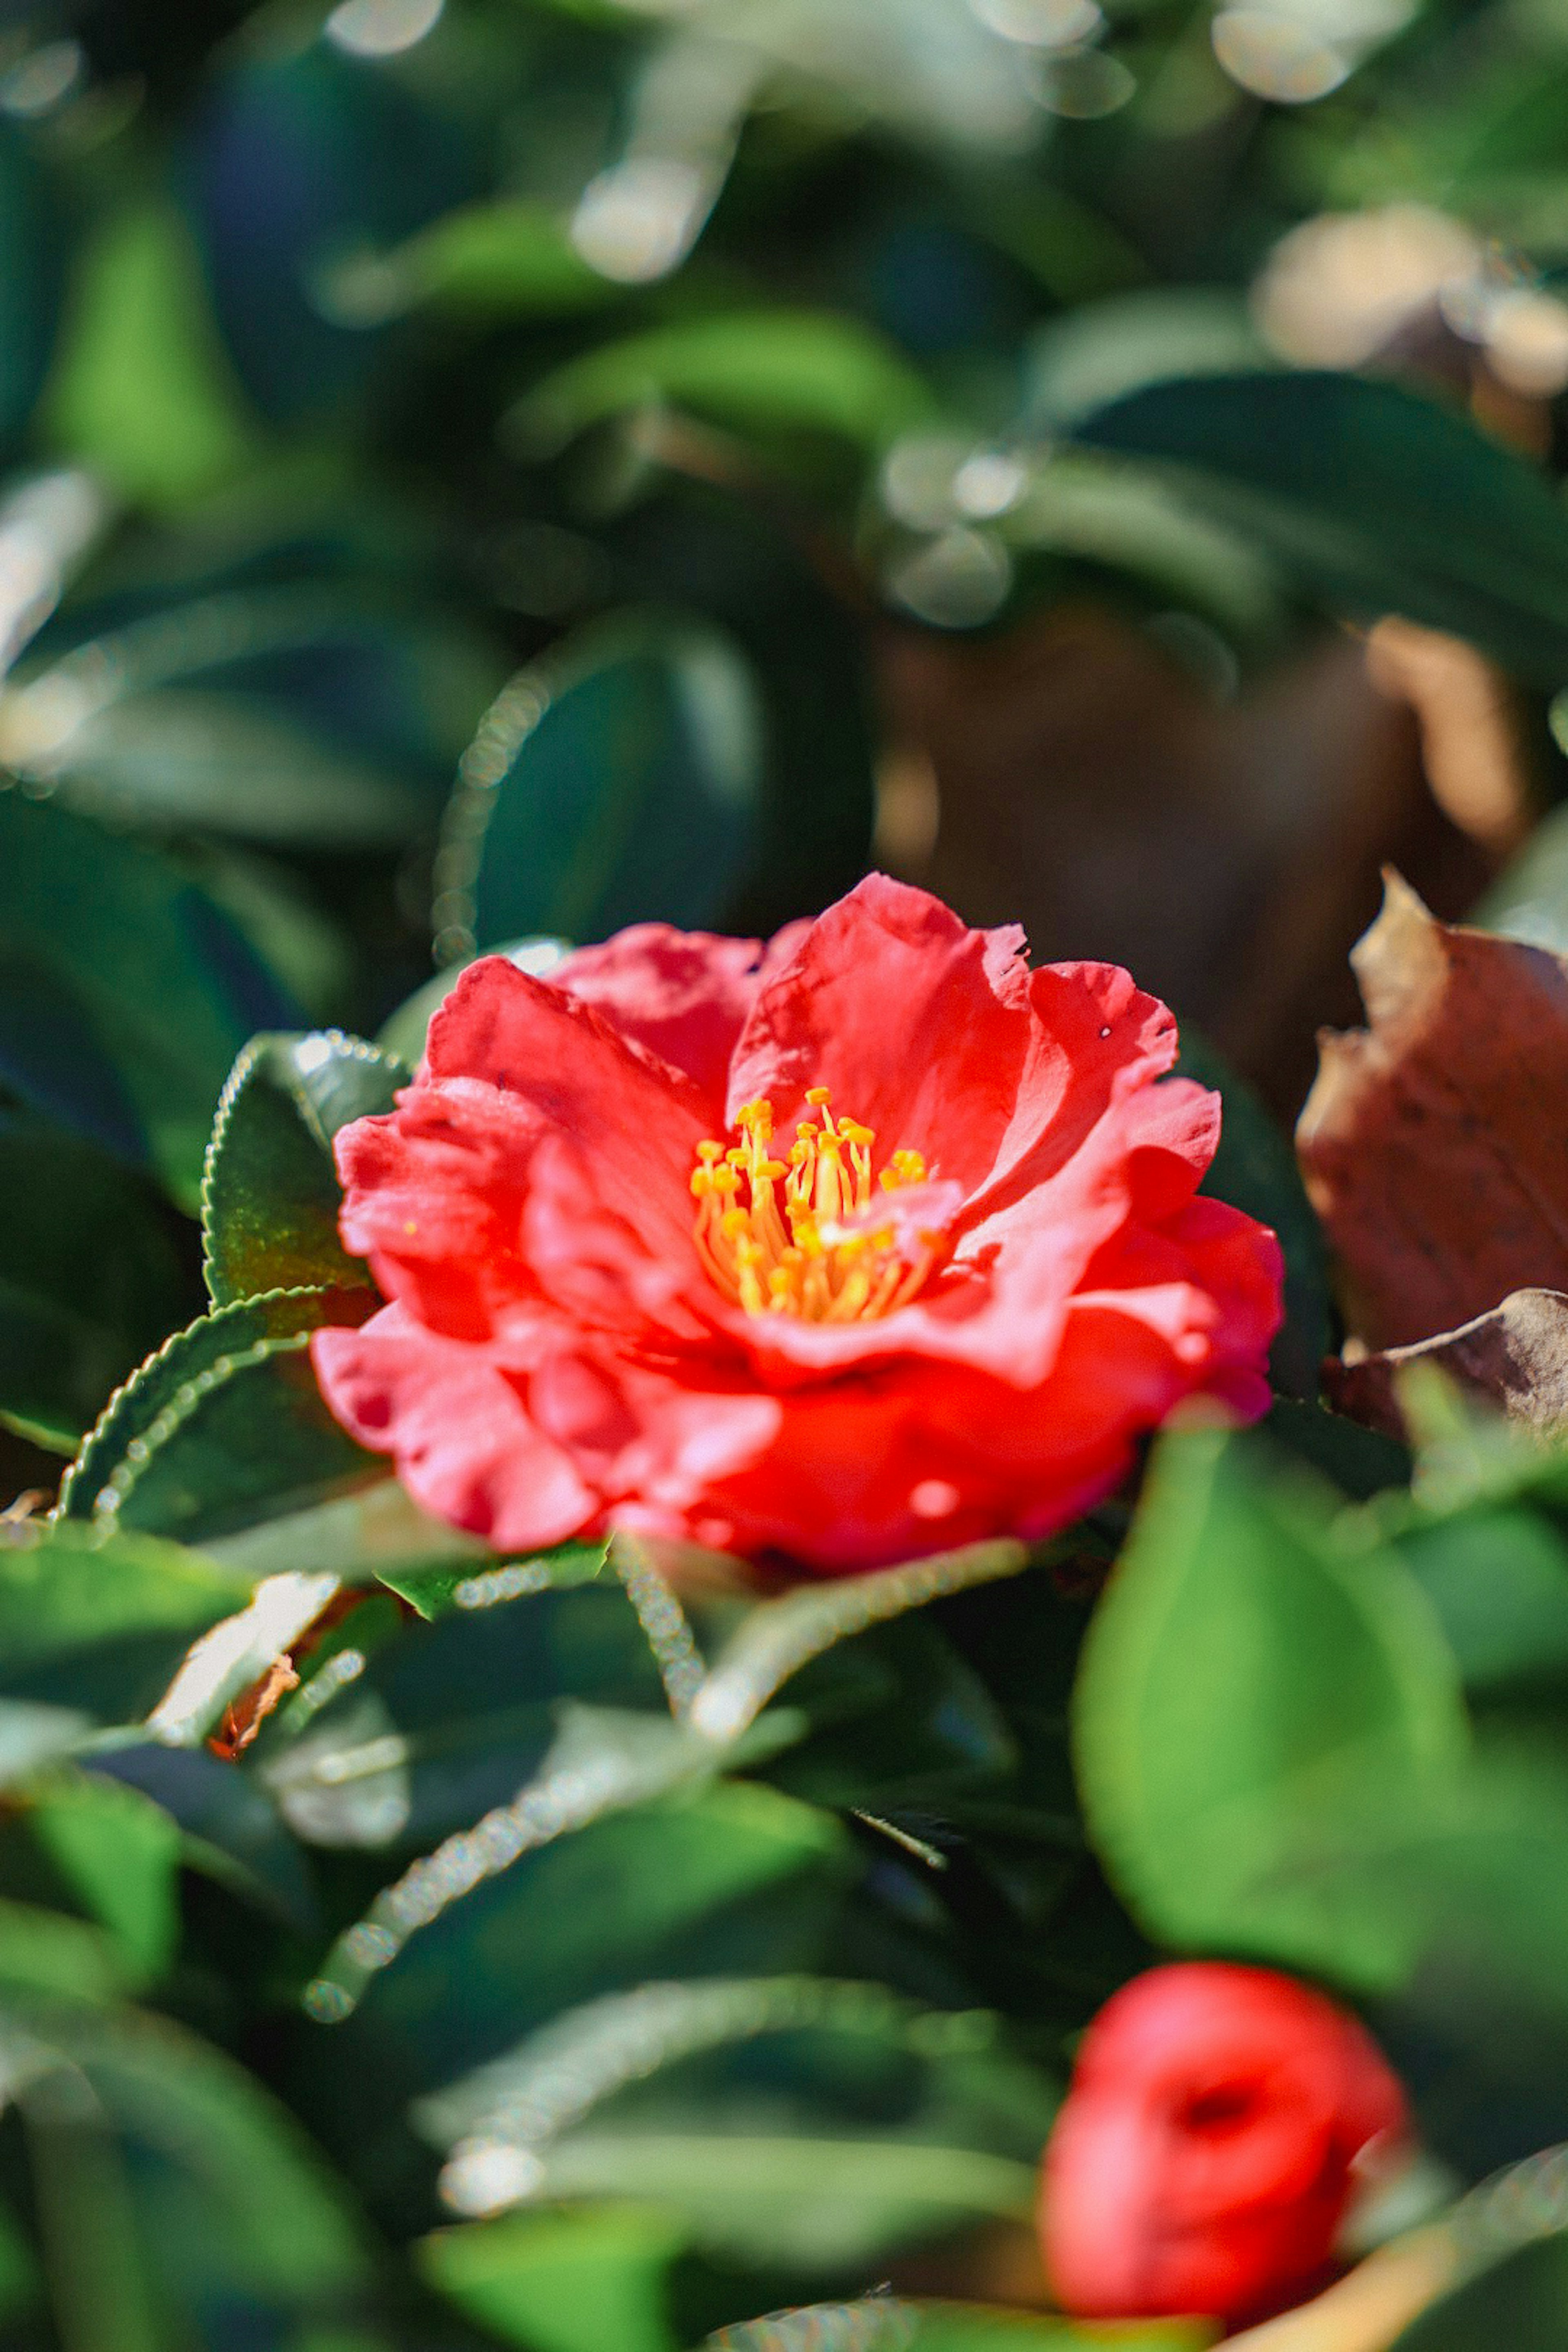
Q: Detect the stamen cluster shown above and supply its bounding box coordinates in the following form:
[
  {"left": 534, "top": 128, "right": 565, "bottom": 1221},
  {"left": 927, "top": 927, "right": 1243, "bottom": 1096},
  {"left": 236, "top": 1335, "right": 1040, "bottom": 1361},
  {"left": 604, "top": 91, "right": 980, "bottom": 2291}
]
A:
[{"left": 691, "top": 1087, "right": 938, "bottom": 1321}]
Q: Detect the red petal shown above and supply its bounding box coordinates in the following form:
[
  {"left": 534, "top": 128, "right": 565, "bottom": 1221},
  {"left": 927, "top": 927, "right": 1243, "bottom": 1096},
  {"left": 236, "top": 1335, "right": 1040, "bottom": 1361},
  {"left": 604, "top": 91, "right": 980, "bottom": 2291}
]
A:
[
  {"left": 552, "top": 918, "right": 809, "bottom": 1104},
  {"left": 311, "top": 1307, "right": 596, "bottom": 1550},
  {"left": 725, "top": 874, "right": 1035, "bottom": 1197}
]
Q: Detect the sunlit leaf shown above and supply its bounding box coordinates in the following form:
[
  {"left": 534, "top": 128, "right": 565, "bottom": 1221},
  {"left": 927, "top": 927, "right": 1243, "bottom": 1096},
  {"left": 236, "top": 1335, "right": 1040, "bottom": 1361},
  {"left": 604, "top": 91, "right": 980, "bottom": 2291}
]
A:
[
  {"left": 201, "top": 1029, "right": 407, "bottom": 1306},
  {"left": 58, "top": 1285, "right": 380, "bottom": 1544}
]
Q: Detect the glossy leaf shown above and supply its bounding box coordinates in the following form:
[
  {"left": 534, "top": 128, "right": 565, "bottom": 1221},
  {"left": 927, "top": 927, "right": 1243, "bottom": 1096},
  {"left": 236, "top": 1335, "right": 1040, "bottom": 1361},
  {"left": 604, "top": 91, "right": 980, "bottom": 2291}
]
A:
[
  {"left": 1078, "top": 372, "right": 1568, "bottom": 685},
  {"left": 514, "top": 311, "right": 940, "bottom": 460},
  {"left": 201, "top": 1029, "right": 407, "bottom": 1307},
  {"left": 1074, "top": 1426, "right": 1468, "bottom": 1987},
  {"left": 58, "top": 1286, "right": 381, "bottom": 1544},
  {"left": 0, "top": 793, "right": 295, "bottom": 1209},
  {"left": 0, "top": 1113, "right": 195, "bottom": 1450},
  {"left": 7, "top": 1993, "right": 378, "bottom": 2334},
  {"left": 418, "top": 1975, "right": 1054, "bottom": 2270},
  {"left": 437, "top": 616, "right": 764, "bottom": 956},
  {"left": 0, "top": 1520, "right": 248, "bottom": 1724},
  {"left": 708, "top": 2307, "right": 1209, "bottom": 2350},
  {"left": 24, "top": 1772, "right": 181, "bottom": 1986},
  {"left": 252, "top": 1575, "right": 668, "bottom": 1851},
  {"left": 419, "top": 2206, "right": 684, "bottom": 2352},
  {"left": 1, "top": 586, "right": 505, "bottom": 848}
]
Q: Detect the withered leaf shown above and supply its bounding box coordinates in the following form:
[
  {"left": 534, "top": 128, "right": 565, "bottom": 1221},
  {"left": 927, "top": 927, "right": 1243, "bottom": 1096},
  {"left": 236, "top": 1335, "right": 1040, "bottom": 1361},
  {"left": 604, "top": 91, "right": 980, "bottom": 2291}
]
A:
[
  {"left": 1296, "top": 872, "right": 1568, "bottom": 1349},
  {"left": 1326, "top": 1287, "right": 1568, "bottom": 1443}
]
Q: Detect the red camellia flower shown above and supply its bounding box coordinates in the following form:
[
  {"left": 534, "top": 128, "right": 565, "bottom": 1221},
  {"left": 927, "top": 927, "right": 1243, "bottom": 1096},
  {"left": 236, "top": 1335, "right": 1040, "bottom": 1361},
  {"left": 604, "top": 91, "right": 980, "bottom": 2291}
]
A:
[
  {"left": 312, "top": 876, "right": 1282, "bottom": 1572},
  {"left": 1041, "top": 1963, "right": 1411, "bottom": 2326}
]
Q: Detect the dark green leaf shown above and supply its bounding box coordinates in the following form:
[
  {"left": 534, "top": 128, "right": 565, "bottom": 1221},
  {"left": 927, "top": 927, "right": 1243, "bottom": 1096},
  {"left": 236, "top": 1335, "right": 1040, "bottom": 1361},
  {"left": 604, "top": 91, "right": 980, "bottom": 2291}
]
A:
[
  {"left": 0, "top": 794, "right": 294, "bottom": 1208},
  {"left": 10, "top": 1994, "right": 377, "bottom": 2333},
  {"left": 0, "top": 1520, "right": 248, "bottom": 1724},
  {"left": 1077, "top": 373, "right": 1568, "bottom": 686},
  {"left": 375, "top": 1537, "right": 607, "bottom": 1621},
  {"left": 437, "top": 615, "right": 764, "bottom": 957},
  {"left": 417, "top": 1975, "right": 1053, "bottom": 2271},
  {"left": 58, "top": 1286, "right": 380, "bottom": 1545},
  {"left": 253, "top": 1575, "right": 667, "bottom": 1851},
  {"left": 201, "top": 1029, "right": 407, "bottom": 1307},
  {"left": 1, "top": 586, "right": 506, "bottom": 848},
  {"left": 24, "top": 1772, "right": 180, "bottom": 1986},
  {"left": 0, "top": 1114, "right": 195, "bottom": 1450}
]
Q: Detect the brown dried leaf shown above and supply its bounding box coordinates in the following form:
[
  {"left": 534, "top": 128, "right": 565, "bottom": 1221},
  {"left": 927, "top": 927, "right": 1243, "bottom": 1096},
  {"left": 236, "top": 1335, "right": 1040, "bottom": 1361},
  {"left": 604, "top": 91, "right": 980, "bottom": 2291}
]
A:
[
  {"left": 1296, "top": 873, "right": 1568, "bottom": 1349},
  {"left": 1326, "top": 1288, "right": 1568, "bottom": 1442}
]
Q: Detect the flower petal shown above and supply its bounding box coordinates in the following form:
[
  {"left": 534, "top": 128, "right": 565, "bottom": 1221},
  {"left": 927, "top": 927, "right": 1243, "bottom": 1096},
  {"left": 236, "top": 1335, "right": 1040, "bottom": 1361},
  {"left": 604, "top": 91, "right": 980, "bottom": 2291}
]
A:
[
  {"left": 311, "top": 1307, "right": 596, "bottom": 1551},
  {"left": 425, "top": 953, "right": 711, "bottom": 1244},
  {"left": 726, "top": 874, "right": 1035, "bottom": 1198},
  {"left": 552, "top": 919, "right": 810, "bottom": 1104}
]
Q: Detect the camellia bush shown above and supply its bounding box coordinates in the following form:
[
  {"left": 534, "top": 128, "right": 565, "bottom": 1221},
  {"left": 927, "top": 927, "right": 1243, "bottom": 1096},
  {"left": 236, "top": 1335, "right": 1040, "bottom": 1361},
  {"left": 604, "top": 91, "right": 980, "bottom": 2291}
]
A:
[{"left": 13, "top": 1, "right": 1568, "bottom": 2348}]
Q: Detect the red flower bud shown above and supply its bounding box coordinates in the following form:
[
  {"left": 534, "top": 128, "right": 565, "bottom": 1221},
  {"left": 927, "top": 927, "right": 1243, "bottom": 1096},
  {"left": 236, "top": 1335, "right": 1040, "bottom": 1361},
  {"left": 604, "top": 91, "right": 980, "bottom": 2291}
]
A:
[{"left": 1040, "top": 1963, "right": 1410, "bottom": 2326}]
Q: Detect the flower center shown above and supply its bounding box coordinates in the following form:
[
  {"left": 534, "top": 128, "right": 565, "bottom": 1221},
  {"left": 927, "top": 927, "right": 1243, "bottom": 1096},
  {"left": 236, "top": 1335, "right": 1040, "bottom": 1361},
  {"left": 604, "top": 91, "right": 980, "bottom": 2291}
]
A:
[{"left": 691, "top": 1087, "right": 942, "bottom": 1322}]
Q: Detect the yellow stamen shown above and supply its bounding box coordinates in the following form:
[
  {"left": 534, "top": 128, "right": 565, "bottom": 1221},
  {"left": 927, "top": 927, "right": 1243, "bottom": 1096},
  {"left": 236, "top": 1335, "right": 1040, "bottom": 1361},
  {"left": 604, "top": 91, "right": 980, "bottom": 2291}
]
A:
[{"left": 691, "top": 1086, "right": 942, "bottom": 1322}]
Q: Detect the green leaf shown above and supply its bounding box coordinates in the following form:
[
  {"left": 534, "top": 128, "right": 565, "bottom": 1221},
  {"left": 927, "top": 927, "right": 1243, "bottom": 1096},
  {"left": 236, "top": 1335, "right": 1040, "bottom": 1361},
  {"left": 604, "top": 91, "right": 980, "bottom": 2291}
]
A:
[
  {"left": 24, "top": 1772, "right": 180, "bottom": 1987},
  {"left": 0, "top": 1898, "right": 125, "bottom": 2005},
  {"left": 0, "top": 1520, "right": 248, "bottom": 1724},
  {"left": 201, "top": 1029, "right": 407, "bottom": 1307},
  {"left": 58, "top": 1286, "right": 381, "bottom": 1545},
  {"left": 1176, "top": 1028, "right": 1330, "bottom": 1399},
  {"left": 689, "top": 1540, "right": 1030, "bottom": 1748},
  {"left": 0, "top": 793, "right": 295, "bottom": 1209},
  {"left": 308, "top": 1777, "right": 845, "bottom": 2056},
  {"left": 419, "top": 2207, "right": 684, "bottom": 2352},
  {"left": 253, "top": 1575, "right": 666, "bottom": 1851},
  {"left": 520, "top": 2134, "right": 1037, "bottom": 2268},
  {"left": 42, "top": 199, "right": 264, "bottom": 506},
  {"left": 0, "top": 1114, "right": 195, "bottom": 1450},
  {"left": 0, "top": 114, "right": 63, "bottom": 451},
  {"left": 708, "top": 2308, "right": 1209, "bottom": 2350},
  {"left": 337, "top": 198, "right": 614, "bottom": 320},
  {"left": 436, "top": 616, "right": 764, "bottom": 958},
  {"left": 512, "top": 311, "right": 939, "bottom": 460},
  {"left": 90, "top": 1741, "right": 316, "bottom": 1930},
  {"left": 0, "top": 586, "right": 505, "bottom": 850},
  {"left": 1027, "top": 289, "right": 1270, "bottom": 430},
  {"left": 1076, "top": 372, "right": 1568, "bottom": 686},
  {"left": 200, "top": 1476, "right": 489, "bottom": 1587},
  {"left": 418, "top": 1975, "right": 1054, "bottom": 2271},
  {"left": 376, "top": 1537, "right": 607, "bottom": 1621},
  {"left": 1073, "top": 1426, "right": 1468, "bottom": 1987},
  {"left": 1390, "top": 2236, "right": 1568, "bottom": 2350},
  {"left": 8, "top": 1995, "right": 376, "bottom": 2332}
]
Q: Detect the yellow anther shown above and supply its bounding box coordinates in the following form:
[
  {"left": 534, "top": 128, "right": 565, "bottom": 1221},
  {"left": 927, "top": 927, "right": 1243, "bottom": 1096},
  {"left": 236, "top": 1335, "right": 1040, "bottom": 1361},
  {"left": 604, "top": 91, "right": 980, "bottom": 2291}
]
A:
[{"left": 689, "top": 1089, "right": 942, "bottom": 1324}]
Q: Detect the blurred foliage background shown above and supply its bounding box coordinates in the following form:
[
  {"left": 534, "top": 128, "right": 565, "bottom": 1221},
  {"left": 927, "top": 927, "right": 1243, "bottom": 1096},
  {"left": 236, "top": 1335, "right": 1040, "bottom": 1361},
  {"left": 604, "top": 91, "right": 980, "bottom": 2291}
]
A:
[{"left": 8, "top": 0, "right": 1568, "bottom": 2345}]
